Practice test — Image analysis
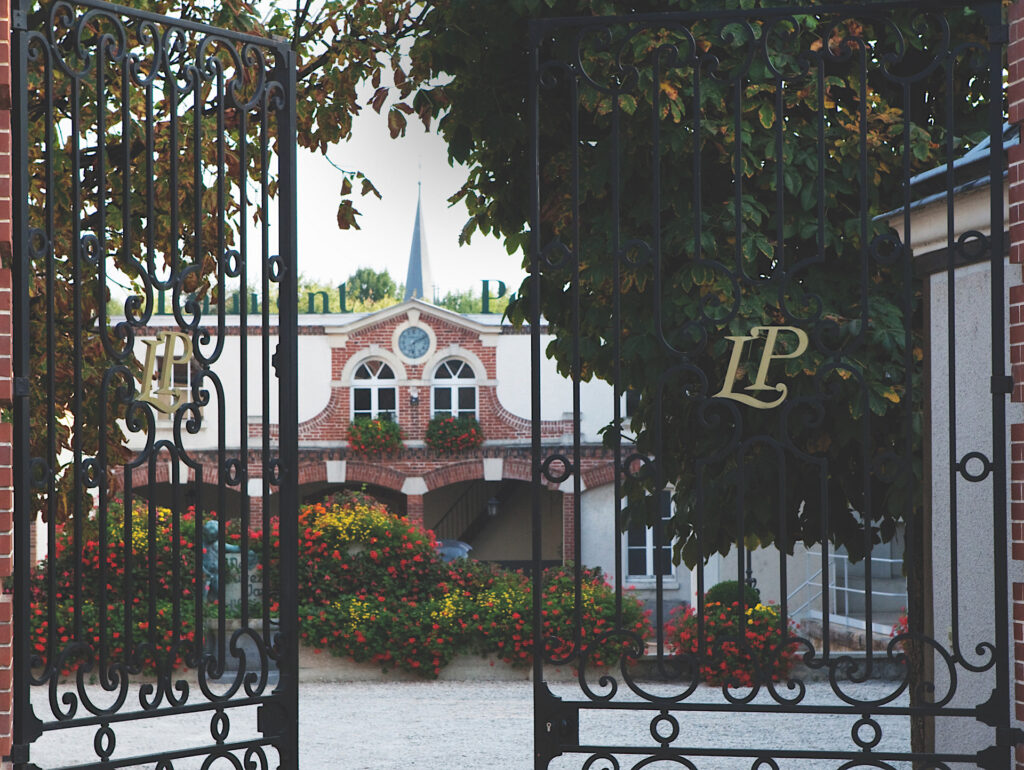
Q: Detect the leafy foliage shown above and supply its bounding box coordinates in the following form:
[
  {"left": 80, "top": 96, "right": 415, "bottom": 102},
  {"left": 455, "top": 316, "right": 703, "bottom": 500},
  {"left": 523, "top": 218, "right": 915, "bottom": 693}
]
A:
[
  {"left": 402, "top": 0, "right": 996, "bottom": 564},
  {"left": 298, "top": 269, "right": 403, "bottom": 313},
  {"left": 435, "top": 285, "right": 511, "bottom": 315},
  {"left": 25, "top": 0, "right": 424, "bottom": 521}
]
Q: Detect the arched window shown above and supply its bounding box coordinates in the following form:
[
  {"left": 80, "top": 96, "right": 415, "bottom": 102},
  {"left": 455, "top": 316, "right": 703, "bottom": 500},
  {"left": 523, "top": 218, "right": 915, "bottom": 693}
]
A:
[
  {"left": 432, "top": 359, "right": 477, "bottom": 418},
  {"left": 351, "top": 360, "right": 397, "bottom": 420}
]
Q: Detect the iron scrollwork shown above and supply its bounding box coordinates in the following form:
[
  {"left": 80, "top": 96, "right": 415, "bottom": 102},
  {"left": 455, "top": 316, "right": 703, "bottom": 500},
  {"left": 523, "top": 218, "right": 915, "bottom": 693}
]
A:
[
  {"left": 529, "top": 1, "right": 1008, "bottom": 767},
  {"left": 14, "top": 0, "right": 296, "bottom": 766}
]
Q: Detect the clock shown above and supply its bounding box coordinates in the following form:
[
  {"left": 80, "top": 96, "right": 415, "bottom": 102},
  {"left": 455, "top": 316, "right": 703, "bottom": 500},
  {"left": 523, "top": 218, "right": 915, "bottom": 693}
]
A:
[{"left": 397, "top": 326, "right": 430, "bottom": 359}]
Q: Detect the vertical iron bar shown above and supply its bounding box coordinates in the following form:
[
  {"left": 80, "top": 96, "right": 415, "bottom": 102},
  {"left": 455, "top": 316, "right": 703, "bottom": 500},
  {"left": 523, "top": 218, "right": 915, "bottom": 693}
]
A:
[
  {"left": 649, "top": 45, "right": 664, "bottom": 659},
  {"left": 260, "top": 92, "right": 272, "bottom": 646},
  {"left": 238, "top": 102, "right": 250, "bottom": 631},
  {"left": 527, "top": 24, "right": 545, "bottom": 770},
  {"left": 274, "top": 44, "right": 300, "bottom": 769},
  {"left": 42, "top": 26, "right": 56, "bottom": 676},
  {"left": 944, "top": 49, "right": 961, "bottom": 664},
  {"left": 71, "top": 69, "right": 84, "bottom": 646},
  {"left": 814, "top": 44, "right": 830, "bottom": 660},
  {"left": 983, "top": 2, "right": 1011, "bottom": 755}
]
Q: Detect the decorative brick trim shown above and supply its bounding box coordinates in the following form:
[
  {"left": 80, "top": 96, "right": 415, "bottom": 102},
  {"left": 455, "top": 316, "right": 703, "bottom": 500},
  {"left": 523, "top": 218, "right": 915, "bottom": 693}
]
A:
[
  {"left": 343, "top": 461, "right": 406, "bottom": 493},
  {"left": 581, "top": 462, "right": 615, "bottom": 491},
  {"left": 422, "top": 461, "right": 483, "bottom": 491}
]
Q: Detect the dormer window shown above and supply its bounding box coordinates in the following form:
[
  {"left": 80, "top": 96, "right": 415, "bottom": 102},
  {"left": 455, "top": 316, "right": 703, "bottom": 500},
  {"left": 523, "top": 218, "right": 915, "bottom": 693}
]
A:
[
  {"left": 352, "top": 360, "right": 397, "bottom": 420},
  {"left": 432, "top": 359, "right": 476, "bottom": 418}
]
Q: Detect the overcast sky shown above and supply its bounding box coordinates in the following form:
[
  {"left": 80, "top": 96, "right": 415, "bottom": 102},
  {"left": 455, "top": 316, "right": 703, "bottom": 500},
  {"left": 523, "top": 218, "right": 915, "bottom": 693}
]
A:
[{"left": 295, "top": 103, "right": 527, "bottom": 299}]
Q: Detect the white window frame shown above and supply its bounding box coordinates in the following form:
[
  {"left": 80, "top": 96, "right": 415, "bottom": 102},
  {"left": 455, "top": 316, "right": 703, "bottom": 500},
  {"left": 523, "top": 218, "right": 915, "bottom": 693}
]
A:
[
  {"left": 623, "top": 492, "right": 678, "bottom": 587},
  {"left": 431, "top": 359, "right": 477, "bottom": 419},
  {"left": 351, "top": 360, "right": 398, "bottom": 421}
]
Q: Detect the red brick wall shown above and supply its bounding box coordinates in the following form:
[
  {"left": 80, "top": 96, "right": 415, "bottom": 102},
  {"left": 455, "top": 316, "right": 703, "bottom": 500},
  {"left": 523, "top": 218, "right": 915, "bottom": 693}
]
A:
[
  {"left": 0, "top": 0, "right": 12, "bottom": 759},
  {"left": 1010, "top": 3, "right": 1024, "bottom": 764},
  {"left": 295, "top": 310, "right": 572, "bottom": 444}
]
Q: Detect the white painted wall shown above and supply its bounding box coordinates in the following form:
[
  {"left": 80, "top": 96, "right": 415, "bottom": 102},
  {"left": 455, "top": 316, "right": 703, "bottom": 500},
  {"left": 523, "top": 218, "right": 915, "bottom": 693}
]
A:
[
  {"left": 130, "top": 315, "right": 617, "bottom": 452},
  {"left": 928, "top": 256, "right": 1018, "bottom": 762},
  {"left": 496, "top": 335, "right": 616, "bottom": 444},
  {"left": 579, "top": 483, "right": 691, "bottom": 617},
  {"left": 127, "top": 320, "right": 333, "bottom": 453}
]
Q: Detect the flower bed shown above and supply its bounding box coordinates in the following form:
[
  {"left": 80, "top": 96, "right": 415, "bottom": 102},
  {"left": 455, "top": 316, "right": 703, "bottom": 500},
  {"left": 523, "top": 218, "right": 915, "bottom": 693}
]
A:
[
  {"left": 31, "top": 491, "right": 652, "bottom": 681},
  {"left": 665, "top": 594, "right": 796, "bottom": 687},
  {"left": 424, "top": 414, "right": 483, "bottom": 454},
  {"left": 29, "top": 502, "right": 277, "bottom": 676},
  {"left": 298, "top": 492, "right": 651, "bottom": 677},
  {"left": 347, "top": 417, "right": 403, "bottom": 455}
]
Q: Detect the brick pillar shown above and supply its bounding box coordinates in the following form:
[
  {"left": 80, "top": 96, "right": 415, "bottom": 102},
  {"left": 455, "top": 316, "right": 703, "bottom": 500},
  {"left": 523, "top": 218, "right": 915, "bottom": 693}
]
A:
[
  {"left": 0, "top": 0, "right": 12, "bottom": 760},
  {"left": 406, "top": 494, "right": 424, "bottom": 527},
  {"left": 561, "top": 492, "right": 575, "bottom": 564},
  {"left": 1010, "top": 3, "right": 1024, "bottom": 765}
]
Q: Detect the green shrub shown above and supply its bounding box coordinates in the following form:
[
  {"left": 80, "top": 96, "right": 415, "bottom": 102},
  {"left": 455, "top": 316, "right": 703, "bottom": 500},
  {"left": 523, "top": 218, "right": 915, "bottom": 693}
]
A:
[{"left": 703, "top": 579, "right": 760, "bottom": 609}]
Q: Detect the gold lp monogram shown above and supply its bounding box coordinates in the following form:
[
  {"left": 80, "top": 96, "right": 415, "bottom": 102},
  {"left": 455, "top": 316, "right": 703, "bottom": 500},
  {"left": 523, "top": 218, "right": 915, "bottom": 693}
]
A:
[
  {"left": 714, "top": 325, "right": 809, "bottom": 409},
  {"left": 138, "top": 331, "right": 194, "bottom": 414}
]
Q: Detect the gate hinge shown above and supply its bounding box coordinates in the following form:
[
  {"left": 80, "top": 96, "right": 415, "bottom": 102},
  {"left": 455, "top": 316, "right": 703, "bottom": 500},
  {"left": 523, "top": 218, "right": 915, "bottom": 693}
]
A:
[
  {"left": 991, "top": 375, "right": 1013, "bottom": 395},
  {"left": 7, "top": 742, "right": 39, "bottom": 765},
  {"left": 976, "top": 688, "right": 1002, "bottom": 727},
  {"left": 13, "top": 377, "right": 28, "bottom": 397},
  {"left": 257, "top": 701, "right": 287, "bottom": 738},
  {"left": 11, "top": 10, "right": 26, "bottom": 31},
  {"left": 535, "top": 682, "right": 579, "bottom": 765},
  {"left": 977, "top": 737, "right": 1023, "bottom": 769},
  {"left": 988, "top": 24, "right": 1009, "bottom": 44},
  {"left": 1000, "top": 726, "right": 1024, "bottom": 746}
]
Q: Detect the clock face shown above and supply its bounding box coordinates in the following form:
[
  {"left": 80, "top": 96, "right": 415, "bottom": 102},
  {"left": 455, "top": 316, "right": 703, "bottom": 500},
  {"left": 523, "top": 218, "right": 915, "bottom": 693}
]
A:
[{"left": 398, "top": 326, "right": 430, "bottom": 359}]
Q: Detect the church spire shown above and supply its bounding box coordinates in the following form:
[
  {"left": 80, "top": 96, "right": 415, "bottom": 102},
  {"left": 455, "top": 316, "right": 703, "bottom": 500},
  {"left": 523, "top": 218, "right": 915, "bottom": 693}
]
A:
[{"left": 403, "top": 183, "right": 434, "bottom": 302}]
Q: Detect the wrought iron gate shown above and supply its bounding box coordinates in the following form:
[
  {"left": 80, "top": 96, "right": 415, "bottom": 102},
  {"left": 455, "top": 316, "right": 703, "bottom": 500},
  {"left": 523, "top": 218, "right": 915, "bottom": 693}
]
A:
[
  {"left": 529, "top": 1, "right": 1014, "bottom": 767},
  {"left": 11, "top": 0, "right": 299, "bottom": 766}
]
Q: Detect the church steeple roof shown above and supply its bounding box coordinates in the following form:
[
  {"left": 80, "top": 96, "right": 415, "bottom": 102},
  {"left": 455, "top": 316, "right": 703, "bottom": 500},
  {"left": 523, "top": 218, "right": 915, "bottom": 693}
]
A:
[{"left": 403, "top": 184, "right": 434, "bottom": 302}]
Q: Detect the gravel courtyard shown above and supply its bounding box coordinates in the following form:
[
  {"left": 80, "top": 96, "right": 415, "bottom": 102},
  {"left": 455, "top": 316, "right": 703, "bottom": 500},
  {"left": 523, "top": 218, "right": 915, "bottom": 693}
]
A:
[{"left": 29, "top": 680, "right": 915, "bottom": 769}]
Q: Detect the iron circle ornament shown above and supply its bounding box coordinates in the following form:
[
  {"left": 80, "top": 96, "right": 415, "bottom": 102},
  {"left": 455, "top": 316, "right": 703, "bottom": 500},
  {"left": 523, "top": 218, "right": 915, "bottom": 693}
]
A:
[
  {"left": 268, "top": 255, "right": 284, "bottom": 283},
  {"left": 93, "top": 724, "right": 115, "bottom": 760},
  {"left": 541, "top": 454, "right": 575, "bottom": 484},
  {"left": 851, "top": 716, "right": 883, "bottom": 750},
  {"left": 956, "top": 229, "right": 989, "bottom": 262},
  {"left": 957, "top": 451, "right": 993, "bottom": 483},
  {"left": 210, "top": 709, "right": 230, "bottom": 743},
  {"left": 649, "top": 712, "right": 680, "bottom": 745}
]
